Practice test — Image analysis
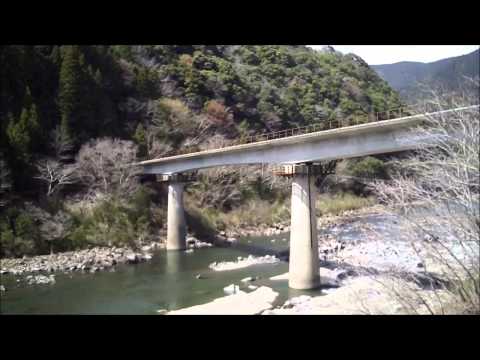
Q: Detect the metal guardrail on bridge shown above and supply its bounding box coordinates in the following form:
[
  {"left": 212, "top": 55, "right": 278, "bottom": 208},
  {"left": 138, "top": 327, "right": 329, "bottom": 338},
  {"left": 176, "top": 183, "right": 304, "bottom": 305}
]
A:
[{"left": 164, "top": 102, "right": 476, "bottom": 157}]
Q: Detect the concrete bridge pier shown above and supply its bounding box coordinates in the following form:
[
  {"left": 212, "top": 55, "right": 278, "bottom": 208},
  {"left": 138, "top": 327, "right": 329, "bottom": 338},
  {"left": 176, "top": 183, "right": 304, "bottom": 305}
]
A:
[
  {"left": 167, "top": 181, "right": 186, "bottom": 250},
  {"left": 280, "top": 164, "right": 321, "bottom": 290},
  {"left": 158, "top": 173, "right": 196, "bottom": 251}
]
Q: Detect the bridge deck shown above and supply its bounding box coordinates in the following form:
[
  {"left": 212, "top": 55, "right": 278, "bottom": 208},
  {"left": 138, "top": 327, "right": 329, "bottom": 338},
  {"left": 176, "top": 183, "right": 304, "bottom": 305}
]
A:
[{"left": 138, "top": 105, "right": 478, "bottom": 174}]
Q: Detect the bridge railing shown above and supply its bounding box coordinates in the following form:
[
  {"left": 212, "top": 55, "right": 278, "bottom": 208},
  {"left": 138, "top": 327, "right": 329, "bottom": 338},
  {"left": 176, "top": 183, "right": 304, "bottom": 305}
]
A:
[
  {"left": 168, "top": 102, "right": 450, "bottom": 156},
  {"left": 228, "top": 103, "right": 431, "bottom": 147}
]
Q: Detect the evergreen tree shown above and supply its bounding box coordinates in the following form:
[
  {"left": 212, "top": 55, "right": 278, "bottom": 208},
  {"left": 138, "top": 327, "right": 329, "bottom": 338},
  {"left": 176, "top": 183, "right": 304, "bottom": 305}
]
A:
[
  {"left": 6, "top": 109, "right": 32, "bottom": 163},
  {"left": 133, "top": 123, "right": 147, "bottom": 158},
  {"left": 58, "top": 45, "right": 83, "bottom": 138}
]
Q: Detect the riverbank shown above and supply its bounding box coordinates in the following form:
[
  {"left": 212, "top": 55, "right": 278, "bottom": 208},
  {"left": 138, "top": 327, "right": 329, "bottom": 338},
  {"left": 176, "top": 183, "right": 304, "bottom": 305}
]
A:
[
  {"left": 0, "top": 244, "right": 160, "bottom": 277},
  {"left": 0, "top": 235, "right": 218, "bottom": 284},
  {"left": 221, "top": 204, "right": 386, "bottom": 239}
]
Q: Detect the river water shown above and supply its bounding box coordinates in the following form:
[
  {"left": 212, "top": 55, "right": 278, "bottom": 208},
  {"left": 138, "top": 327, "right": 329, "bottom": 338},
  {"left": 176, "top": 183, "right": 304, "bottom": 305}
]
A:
[
  {"left": 0, "top": 233, "right": 326, "bottom": 314},
  {"left": 3, "top": 208, "right": 469, "bottom": 314}
]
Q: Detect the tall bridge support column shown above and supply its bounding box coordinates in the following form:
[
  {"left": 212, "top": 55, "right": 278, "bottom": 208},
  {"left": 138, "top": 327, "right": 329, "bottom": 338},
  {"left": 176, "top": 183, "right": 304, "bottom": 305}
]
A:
[
  {"left": 158, "top": 173, "right": 197, "bottom": 251},
  {"left": 167, "top": 182, "right": 186, "bottom": 250},
  {"left": 277, "top": 164, "right": 321, "bottom": 290}
]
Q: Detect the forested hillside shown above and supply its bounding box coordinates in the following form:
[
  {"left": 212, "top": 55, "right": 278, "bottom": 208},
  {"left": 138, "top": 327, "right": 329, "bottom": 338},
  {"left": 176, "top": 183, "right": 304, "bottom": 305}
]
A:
[
  {"left": 0, "top": 45, "right": 402, "bottom": 257},
  {"left": 372, "top": 48, "right": 479, "bottom": 102}
]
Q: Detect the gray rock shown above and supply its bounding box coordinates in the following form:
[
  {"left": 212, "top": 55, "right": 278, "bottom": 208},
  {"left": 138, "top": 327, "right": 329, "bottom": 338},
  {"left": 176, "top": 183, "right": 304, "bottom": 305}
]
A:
[
  {"left": 336, "top": 269, "right": 358, "bottom": 280},
  {"left": 0, "top": 285, "right": 5, "bottom": 292},
  {"left": 126, "top": 254, "right": 138, "bottom": 264}
]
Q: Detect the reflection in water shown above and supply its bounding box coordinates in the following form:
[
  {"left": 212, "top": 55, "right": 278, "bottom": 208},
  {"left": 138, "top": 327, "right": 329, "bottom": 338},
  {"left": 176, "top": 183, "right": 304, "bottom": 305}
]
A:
[
  {"left": 1, "top": 212, "right": 407, "bottom": 314},
  {"left": 165, "top": 251, "right": 184, "bottom": 275}
]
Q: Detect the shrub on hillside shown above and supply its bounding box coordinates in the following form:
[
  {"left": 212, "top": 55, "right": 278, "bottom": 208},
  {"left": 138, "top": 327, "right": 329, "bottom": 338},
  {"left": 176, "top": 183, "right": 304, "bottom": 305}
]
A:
[
  {"left": 349, "top": 156, "right": 387, "bottom": 179},
  {"left": 204, "top": 100, "right": 233, "bottom": 125},
  {"left": 0, "top": 207, "right": 46, "bottom": 257},
  {"left": 67, "top": 187, "right": 153, "bottom": 249}
]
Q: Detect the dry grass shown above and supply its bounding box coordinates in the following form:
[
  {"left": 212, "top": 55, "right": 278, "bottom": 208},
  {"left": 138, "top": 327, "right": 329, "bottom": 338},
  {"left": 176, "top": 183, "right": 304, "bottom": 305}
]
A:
[
  {"left": 186, "top": 197, "right": 290, "bottom": 232},
  {"left": 159, "top": 98, "right": 191, "bottom": 121},
  {"left": 204, "top": 100, "right": 232, "bottom": 124},
  {"left": 316, "top": 192, "right": 376, "bottom": 216}
]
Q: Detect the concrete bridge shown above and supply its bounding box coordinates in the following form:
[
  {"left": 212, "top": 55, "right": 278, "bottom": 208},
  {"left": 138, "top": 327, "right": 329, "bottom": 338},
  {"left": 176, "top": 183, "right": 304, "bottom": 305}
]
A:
[{"left": 138, "top": 105, "right": 478, "bottom": 290}]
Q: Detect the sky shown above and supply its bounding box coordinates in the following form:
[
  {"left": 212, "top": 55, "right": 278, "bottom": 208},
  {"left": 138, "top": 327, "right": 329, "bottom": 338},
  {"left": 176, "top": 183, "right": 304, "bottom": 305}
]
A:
[{"left": 307, "top": 45, "right": 479, "bottom": 65}]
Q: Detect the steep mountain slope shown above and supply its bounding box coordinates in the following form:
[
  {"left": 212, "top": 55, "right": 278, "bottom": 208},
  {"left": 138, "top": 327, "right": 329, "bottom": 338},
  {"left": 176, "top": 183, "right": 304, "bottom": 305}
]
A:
[
  {"left": 372, "top": 48, "right": 479, "bottom": 102},
  {"left": 0, "top": 45, "right": 404, "bottom": 256},
  {"left": 1, "top": 45, "right": 402, "bottom": 191}
]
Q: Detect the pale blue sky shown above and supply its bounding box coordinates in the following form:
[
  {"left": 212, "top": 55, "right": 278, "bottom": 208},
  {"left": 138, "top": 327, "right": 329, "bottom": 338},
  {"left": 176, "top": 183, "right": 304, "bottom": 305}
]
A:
[{"left": 307, "top": 45, "right": 479, "bottom": 65}]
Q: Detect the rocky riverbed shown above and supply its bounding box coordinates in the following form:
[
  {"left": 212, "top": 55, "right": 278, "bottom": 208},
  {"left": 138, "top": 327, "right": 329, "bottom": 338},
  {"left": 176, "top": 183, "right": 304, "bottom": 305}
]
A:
[
  {"left": 0, "top": 234, "right": 220, "bottom": 282},
  {"left": 0, "top": 244, "right": 160, "bottom": 279},
  {"left": 168, "top": 205, "right": 478, "bottom": 315}
]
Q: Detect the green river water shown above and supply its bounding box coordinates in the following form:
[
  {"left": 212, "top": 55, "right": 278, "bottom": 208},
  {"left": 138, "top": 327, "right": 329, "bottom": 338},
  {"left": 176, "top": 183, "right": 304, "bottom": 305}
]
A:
[{"left": 0, "top": 233, "right": 325, "bottom": 314}]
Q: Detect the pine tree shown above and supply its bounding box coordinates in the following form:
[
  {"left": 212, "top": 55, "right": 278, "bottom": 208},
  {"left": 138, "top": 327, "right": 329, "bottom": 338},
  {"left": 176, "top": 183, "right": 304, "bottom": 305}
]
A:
[
  {"left": 6, "top": 95, "right": 41, "bottom": 163},
  {"left": 133, "top": 123, "right": 147, "bottom": 158},
  {"left": 58, "top": 45, "right": 82, "bottom": 138},
  {"left": 6, "top": 109, "right": 31, "bottom": 163}
]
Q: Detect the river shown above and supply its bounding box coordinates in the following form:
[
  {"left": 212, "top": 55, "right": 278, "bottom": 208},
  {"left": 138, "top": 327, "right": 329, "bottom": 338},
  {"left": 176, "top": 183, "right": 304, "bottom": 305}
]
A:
[
  {"left": 2, "top": 208, "right": 469, "bottom": 314},
  {"left": 0, "top": 232, "right": 327, "bottom": 314}
]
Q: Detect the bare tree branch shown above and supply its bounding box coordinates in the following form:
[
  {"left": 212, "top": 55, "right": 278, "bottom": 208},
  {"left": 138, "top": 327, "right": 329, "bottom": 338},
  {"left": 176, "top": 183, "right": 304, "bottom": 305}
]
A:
[{"left": 35, "top": 158, "right": 77, "bottom": 197}]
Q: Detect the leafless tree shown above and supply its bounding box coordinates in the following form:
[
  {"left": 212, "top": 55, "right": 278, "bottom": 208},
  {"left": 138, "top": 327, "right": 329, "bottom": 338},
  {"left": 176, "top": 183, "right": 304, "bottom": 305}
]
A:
[
  {"left": 373, "top": 83, "right": 479, "bottom": 314},
  {"left": 75, "top": 138, "right": 141, "bottom": 198},
  {"left": 35, "top": 158, "right": 77, "bottom": 197}
]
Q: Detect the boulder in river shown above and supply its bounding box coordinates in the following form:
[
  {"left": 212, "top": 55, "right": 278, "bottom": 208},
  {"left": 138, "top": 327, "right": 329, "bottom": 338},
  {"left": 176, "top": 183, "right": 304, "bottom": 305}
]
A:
[
  {"left": 26, "top": 274, "right": 56, "bottom": 285},
  {"left": 223, "top": 284, "right": 240, "bottom": 295},
  {"left": 126, "top": 253, "right": 138, "bottom": 264}
]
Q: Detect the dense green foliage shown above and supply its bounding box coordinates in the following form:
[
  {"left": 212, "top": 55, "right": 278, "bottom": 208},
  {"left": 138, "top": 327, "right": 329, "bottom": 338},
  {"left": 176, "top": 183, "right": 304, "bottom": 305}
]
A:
[
  {"left": 0, "top": 45, "right": 403, "bottom": 257},
  {"left": 1, "top": 45, "right": 402, "bottom": 193},
  {"left": 67, "top": 188, "right": 154, "bottom": 249},
  {"left": 348, "top": 156, "right": 387, "bottom": 179},
  {"left": 0, "top": 186, "right": 157, "bottom": 257},
  {"left": 0, "top": 207, "right": 45, "bottom": 257}
]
